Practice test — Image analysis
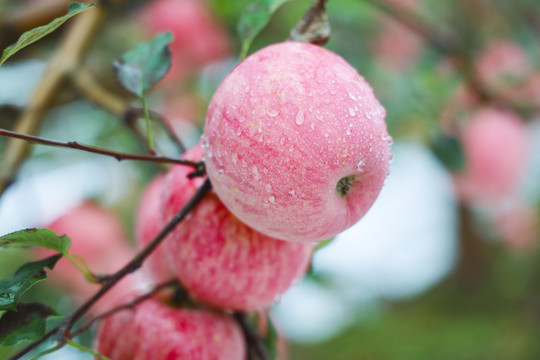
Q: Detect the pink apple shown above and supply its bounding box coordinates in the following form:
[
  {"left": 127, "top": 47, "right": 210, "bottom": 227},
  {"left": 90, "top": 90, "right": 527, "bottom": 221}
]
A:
[
  {"left": 475, "top": 39, "right": 532, "bottom": 93},
  {"left": 162, "top": 151, "right": 314, "bottom": 311},
  {"left": 491, "top": 200, "right": 539, "bottom": 252},
  {"left": 202, "top": 41, "right": 392, "bottom": 242},
  {"left": 95, "top": 298, "right": 245, "bottom": 360},
  {"left": 140, "top": 0, "right": 230, "bottom": 82},
  {"left": 37, "top": 202, "right": 140, "bottom": 315},
  {"left": 454, "top": 107, "right": 529, "bottom": 204}
]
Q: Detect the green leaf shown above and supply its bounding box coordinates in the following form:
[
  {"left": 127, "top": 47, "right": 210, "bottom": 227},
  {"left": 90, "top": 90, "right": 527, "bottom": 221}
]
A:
[
  {"left": 0, "top": 228, "right": 71, "bottom": 255},
  {"left": 431, "top": 134, "right": 465, "bottom": 171},
  {"left": 114, "top": 32, "right": 174, "bottom": 97},
  {"left": 0, "top": 302, "right": 58, "bottom": 346},
  {"left": 237, "top": 0, "right": 294, "bottom": 59},
  {"left": 0, "top": 2, "right": 96, "bottom": 66},
  {"left": 0, "top": 255, "right": 62, "bottom": 311}
]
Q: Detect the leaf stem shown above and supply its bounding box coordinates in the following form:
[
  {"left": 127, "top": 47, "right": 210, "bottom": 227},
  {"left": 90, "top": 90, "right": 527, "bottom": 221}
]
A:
[
  {"left": 65, "top": 338, "right": 111, "bottom": 360},
  {"left": 141, "top": 95, "right": 155, "bottom": 154}
]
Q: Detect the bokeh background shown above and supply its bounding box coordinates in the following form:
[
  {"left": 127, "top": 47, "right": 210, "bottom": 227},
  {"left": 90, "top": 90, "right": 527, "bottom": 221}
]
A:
[{"left": 1, "top": 0, "right": 540, "bottom": 358}]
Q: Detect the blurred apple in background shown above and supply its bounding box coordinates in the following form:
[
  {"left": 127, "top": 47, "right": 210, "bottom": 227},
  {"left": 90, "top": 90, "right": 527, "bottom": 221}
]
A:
[
  {"left": 139, "top": 0, "right": 231, "bottom": 83},
  {"left": 36, "top": 202, "right": 141, "bottom": 315}
]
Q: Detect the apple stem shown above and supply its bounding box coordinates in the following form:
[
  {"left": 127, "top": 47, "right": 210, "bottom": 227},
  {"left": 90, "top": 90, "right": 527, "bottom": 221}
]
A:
[{"left": 336, "top": 175, "right": 355, "bottom": 196}]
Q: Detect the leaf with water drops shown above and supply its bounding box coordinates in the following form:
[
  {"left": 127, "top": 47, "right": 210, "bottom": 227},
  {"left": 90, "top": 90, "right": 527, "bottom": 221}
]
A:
[
  {"left": 0, "top": 254, "right": 62, "bottom": 311},
  {"left": 114, "top": 32, "right": 173, "bottom": 97},
  {"left": 0, "top": 228, "right": 71, "bottom": 254},
  {"left": 0, "top": 2, "right": 96, "bottom": 66},
  {"left": 0, "top": 302, "right": 59, "bottom": 346},
  {"left": 237, "top": 0, "right": 294, "bottom": 59}
]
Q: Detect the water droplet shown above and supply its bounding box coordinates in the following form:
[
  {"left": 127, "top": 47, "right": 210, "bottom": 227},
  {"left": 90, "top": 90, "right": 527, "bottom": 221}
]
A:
[
  {"left": 315, "top": 111, "right": 323, "bottom": 120},
  {"left": 235, "top": 127, "right": 242, "bottom": 136},
  {"left": 324, "top": 132, "right": 329, "bottom": 137},
  {"left": 252, "top": 166, "right": 261, "bottom": 180},
  {"left": 346, "top": 128, "right": 351, "bottom": 135},
  {"left": 266, "top": 184, "right": 272, "bottom": 192},
  {"left": 348, "top": 107, "right": 355, "bottom": 116},
  {"left": 244, "top": 86, "right": 250, "bottom": 93},
  {"left": 289, "top": 190, "right": 296, "bottom": 196},
  {"left": 348, "top": 91, "right": 357, "bottom": 101},
  {"left": 267, "top": 109, "right": 279, "bottom": 117},
  {"left": 295, "top": 110, "right": 305, "bottom": 125},
  {"left": 232, "top": 153, "right": 238, "bottom": 164},
  {"left": 357, "top": 160, "right": 365, "bottom": 172},
  {"left": 310, "top": 122, "right": 315, "bottom": 130},
  {"left": 269, "top": 195, "right": 276, "bottom": 204}
]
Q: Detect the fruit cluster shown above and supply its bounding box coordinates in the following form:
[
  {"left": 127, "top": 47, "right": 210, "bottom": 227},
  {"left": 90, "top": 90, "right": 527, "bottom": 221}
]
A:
[{"left": 43, "top": 41, "right": 391, "bottom": 359}]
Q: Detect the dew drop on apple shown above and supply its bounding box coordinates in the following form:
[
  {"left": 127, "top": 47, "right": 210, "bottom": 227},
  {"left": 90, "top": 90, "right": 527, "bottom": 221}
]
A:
[
  {"left": 348, "top": 91, "right": 357, "bottom": 101},
  {"left": 289, "top": 190, "right": 296, "bottom": 196},
  {"left": 269, "top": 195, "right": 276, "bottom": 204},
  {"left": 267, "top": 109, "right": 279, "bottom": 117},
  {"left": 357, "top": 160, "right": 365, "bottom": 172},
  {"left": 252, "top": 166, "right": 261, "bottom": 180},
  {"left": 295, "top": 110, "right": 305, "bottom": 125},
  {"left": 244, "top": 86, "right": 250, "bottom": 93}
]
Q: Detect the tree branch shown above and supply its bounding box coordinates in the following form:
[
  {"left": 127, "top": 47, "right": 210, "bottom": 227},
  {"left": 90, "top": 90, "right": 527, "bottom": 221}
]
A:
[
  {"left": 0, "top": 128, "right": 203, "bottom": 170},
  {"left": 8, "top": 178, "right": 212, "bottom": 360},
  {"left": 233, "top": 312, "right": 270, "bottom": 360}
]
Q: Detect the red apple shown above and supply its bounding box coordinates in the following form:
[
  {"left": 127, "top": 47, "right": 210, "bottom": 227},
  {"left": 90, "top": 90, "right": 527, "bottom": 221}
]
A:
[
  {"left": 202, "top": 41, "right": 392, "bottom": 242},
  {"left": 95, "top": 298, "right": 245, "bottom": 360}
]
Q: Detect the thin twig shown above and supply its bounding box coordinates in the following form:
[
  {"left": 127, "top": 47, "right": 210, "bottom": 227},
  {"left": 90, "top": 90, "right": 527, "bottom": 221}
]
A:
[
  {"left": 0, "top": 128, "right": 203, "bottom": 169},
  {"left": 70, "top": 279, "right": 179, "bottom": 338},
  {"left": 8, "top": 179, "right": 212, "bottom": 360},
  {"left": 232, "top": 312, "right": 269, "bottom": 360}
]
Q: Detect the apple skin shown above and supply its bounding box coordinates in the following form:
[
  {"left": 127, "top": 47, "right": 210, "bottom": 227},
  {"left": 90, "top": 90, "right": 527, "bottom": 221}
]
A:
[
  {"left": 161, "top": 147, "right": 313, "bottom": 311},
  {"left": 95, "top": 298, "right": 245, "bottom": 360},
  {"left": 37, "top": 202, "right": 139, "bottom": 315},
  {"left": 454, "top": 107, "right": 529, "bottom": 204},
  {"left": 202, "top": 41, "right": 392, "bottom": 242}
]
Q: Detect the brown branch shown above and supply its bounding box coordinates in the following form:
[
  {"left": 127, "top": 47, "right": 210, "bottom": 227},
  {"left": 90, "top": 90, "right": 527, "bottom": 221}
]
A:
[
  {"left": 8, "top": 178, "right": 212, "bottom": 360},
  {"left": 0, "top": 6, "right": 105, "bottom": 196},
  {"left": 0, "top": 128, "right": 203, "bottom": 170},
  {"left": 233, "top": 312, "right": 270, "bottom": 360},
  {"left": 70, "top": 279, "right": 179, "bottom": 338}
]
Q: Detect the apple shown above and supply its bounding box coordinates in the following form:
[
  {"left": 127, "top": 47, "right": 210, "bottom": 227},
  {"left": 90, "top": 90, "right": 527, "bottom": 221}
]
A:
[
  {"left": 161, "top": 147, "right": 314, "bottom": 311},
  {"left": 201, "top": 41, "right": 392, "bottom": 242},
  {"left": 475, "top": 39, "right": 531, "bottom": 93},
  {"left": 95, "top": 298, "right": 245, "bottom": 360},
  {"left": 454, "top": 107, "right": 529, "bottom": 204},
  {"left": 140, "top": 0, "right": 230, "bottom": 82},
  {"left": 37, "top": 202, "right": 140, "bottom": 315}
]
